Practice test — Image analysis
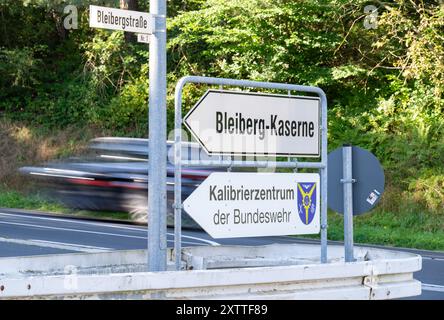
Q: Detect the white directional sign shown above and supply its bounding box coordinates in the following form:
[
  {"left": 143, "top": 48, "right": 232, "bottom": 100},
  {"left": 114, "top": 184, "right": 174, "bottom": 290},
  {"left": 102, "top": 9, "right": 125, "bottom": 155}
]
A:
[
  {"left": 183, "top": 172, "right": 320, "bottom": 238},
  {"left": 183, "top": 90, "right": 320, "bottom": 157},
  {"left": 89, "top": 5, "right": 153, "bottom": 34}
]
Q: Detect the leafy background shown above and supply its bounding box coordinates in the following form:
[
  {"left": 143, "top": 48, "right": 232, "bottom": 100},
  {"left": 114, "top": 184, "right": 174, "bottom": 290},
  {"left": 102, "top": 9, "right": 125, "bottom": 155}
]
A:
[{"left": 0, "top": 0, "right": 443, "bottom": 247}]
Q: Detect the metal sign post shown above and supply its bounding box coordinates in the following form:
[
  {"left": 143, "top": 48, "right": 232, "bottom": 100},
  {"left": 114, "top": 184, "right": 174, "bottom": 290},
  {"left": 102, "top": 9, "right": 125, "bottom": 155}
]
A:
[
  {"left": 174, "top": 76, "right": 328, "bottom": 270},
  {"left": 88, "top": 3, "right": 166, "bottom": 271},
  {"left": 147, "top": 0, "right": 167, "bottom": 272},
  {"left": 341, "top": 145, "right": 355, "bottom": 262},
  {"left": 327, "top": 145, "right": 385, "bottom": 263}
]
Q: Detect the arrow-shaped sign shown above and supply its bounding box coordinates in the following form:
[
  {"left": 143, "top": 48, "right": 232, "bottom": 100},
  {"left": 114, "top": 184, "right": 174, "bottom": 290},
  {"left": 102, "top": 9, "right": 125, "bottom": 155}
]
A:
[
  {"left": 183, "top": 172, "right": 320, "bottom": 238},
  {"left": 183, "top": 90, "right": 320, "bottom": 157}
]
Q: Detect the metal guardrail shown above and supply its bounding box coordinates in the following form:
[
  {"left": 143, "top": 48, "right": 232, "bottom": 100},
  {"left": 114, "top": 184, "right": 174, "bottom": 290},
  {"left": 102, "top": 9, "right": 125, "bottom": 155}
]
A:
[{"left": 0, "top": 245, "right": 421, "bottom": 300}]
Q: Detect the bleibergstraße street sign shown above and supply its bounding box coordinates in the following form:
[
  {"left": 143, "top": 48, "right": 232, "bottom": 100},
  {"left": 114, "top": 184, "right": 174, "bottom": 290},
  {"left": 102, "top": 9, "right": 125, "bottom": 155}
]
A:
[
  {"left": 183, "top": 90, "right": 320, "bottom": 157},
  {"left": 89, "top": 5, "right": 154, "bottom": 34},
  {"left": 183, "top": 172, "right": 320, "bottom": 238}
]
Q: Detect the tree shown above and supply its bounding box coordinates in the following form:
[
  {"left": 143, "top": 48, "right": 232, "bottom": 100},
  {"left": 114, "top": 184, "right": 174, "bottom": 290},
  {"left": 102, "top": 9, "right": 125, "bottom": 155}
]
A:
[{"left": 120, "top": 0, "right": 139, "bottom": 43}]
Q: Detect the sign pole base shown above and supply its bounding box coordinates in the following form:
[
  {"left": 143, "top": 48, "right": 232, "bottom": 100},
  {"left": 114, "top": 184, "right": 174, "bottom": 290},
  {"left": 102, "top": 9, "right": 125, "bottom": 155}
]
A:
[{"left": 342, "top": 144, "right": 355, "bottom": 262}]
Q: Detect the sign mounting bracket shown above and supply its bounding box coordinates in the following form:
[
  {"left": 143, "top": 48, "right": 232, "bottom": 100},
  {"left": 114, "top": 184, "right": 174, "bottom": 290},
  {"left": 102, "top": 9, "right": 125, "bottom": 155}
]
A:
[{"left": 173, "top": 76, "right": 329, "bottom": 270}]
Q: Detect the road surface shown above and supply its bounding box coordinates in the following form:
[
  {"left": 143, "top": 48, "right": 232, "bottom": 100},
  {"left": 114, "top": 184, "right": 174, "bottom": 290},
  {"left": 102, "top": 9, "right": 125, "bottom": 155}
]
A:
[{"left": 0, "top": 209, "right": 442, "bottom": 299}]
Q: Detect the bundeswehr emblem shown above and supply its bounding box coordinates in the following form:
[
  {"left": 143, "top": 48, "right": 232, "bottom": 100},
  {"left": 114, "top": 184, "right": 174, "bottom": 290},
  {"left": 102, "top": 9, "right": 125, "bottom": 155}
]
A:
[{"left": 297, "top": 182, "right": 317, "bottom": 225}]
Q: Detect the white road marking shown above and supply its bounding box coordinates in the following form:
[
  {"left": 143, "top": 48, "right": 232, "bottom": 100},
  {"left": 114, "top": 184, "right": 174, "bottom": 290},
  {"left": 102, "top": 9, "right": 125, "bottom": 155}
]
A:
[
  {"left": 0, "top": 212, "right": 220, "bottom": 246},
  {"left": 0, "top": 221, "right": 211, "bottom": 246},
  {"left": 0, "top": 212, "right": 146, "bottom": 230},
  {"left": 0, "top": 237, "right": 110, "bottom": 253},
  {"left": 6, "top": 212, "right": 444, "bottom": 251},
  {"left": 0, "top": 220, "right": 147, "bottom": 239},
  {"left": 177, "top": 234, "right": 219, "bottom": 246},
  {"left": 422, "top": 256, "right": 444, "bottom": 261},
  {"left": 422, "top": 283, "right": 444, "bottom": 293}
]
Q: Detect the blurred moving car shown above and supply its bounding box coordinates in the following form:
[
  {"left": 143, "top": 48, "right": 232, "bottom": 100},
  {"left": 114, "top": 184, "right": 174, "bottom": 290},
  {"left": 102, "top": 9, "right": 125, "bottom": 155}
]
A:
[{"left": 19, "top": 137, "right": 226, "bottom": 228}]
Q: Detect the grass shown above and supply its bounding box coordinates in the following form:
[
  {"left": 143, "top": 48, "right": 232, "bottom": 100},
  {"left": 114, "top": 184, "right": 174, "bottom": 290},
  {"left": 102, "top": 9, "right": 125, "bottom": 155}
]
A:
[
  {"left": 302, "top": 209, "right": 444, "bottom": 251},
  {"left": 0, "top": 189, "right": 130, "bottom": 221},
  {"left": 0, "top": 119, "right": 110, "bottom": 190}
]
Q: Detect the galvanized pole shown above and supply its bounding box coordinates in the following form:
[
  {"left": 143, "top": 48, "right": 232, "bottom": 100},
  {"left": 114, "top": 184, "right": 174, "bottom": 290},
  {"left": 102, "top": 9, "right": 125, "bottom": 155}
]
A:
[
  {"left": 174, "top": 82, "right": 183, "bottom": 271},
  {"left": 148, "top": 0, "right": 167, "bottom": 272},
  {"left": 342, "top": 145, "right": 355, "bottom": 262},
  {"left": 320, "top": 92, "right": 328, "bottom": 264}
]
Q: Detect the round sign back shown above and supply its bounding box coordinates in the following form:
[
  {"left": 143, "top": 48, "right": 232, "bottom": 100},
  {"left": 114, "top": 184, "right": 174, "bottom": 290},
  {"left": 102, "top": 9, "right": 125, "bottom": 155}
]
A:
[{"left": 327, "top": 146, "right": 385, "bottom": 215}]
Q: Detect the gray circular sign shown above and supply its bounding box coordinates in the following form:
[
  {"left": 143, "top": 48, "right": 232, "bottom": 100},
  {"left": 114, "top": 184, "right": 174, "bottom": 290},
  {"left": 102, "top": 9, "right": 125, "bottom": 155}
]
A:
[{"left": 328, "top": 146, "right": 385, "bottom": 215}]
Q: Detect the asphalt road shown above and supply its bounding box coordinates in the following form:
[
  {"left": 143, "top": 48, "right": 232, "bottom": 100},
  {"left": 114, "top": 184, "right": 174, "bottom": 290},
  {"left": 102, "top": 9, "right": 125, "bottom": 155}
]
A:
[{"left": 0, "top": 209, "right": 442, "bottom": 300}]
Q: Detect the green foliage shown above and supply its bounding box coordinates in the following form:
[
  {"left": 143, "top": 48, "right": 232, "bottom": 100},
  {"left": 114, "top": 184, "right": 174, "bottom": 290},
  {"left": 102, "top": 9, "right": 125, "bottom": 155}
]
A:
[
  {"left": 169, "top": 0, "right": 352, "bottom": 84},
  {"left": 375, "top": 1, "right": 444, "bottom": 100},
  {"left": 83, "top": 31, "right": 150, "bottom": 95},
  {"left": 0, "top": 48, "right": 40, "bottom": 88},
  {"left": 0, "top": 188, "right": 67, "bottom": 213},
  {"left": 408, "top": 170, "right": 444, "bottom": 214},
  {"left": 23, "top": 79, "right": 105, "bottom": 127},
  {"left": 103, "top": 73, "right": 149, "bottom": 135}
]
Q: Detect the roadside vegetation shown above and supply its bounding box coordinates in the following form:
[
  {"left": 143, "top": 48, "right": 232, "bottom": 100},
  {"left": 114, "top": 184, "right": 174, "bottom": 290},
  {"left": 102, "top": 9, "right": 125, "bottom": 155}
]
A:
[
  {"left": 326, "top": 210, "right": 444, "bottom": 251},
  {"left": 0, "top": 0, "right": 443, "bottom": 250},
  {"left": 0, "top": 188, "right": 130, "bottom": 220}
]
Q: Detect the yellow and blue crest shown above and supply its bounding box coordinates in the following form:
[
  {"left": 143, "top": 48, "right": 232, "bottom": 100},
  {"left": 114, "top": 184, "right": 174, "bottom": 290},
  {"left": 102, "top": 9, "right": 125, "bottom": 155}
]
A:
[{"left": 297, "top": 182, "right": 317, "bottom": 225}]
